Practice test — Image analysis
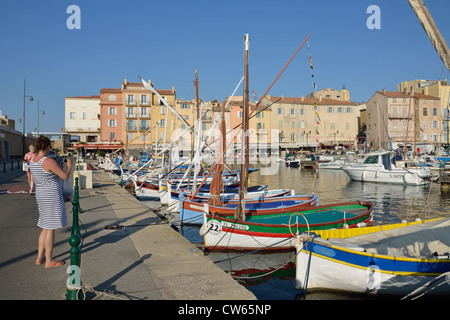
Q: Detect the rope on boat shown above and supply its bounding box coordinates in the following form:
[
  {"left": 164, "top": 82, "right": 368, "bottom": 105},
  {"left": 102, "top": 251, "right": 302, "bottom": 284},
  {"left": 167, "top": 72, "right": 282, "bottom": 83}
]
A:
[{"left": 297, "top": 234, "right": 319, "bottom": 300}]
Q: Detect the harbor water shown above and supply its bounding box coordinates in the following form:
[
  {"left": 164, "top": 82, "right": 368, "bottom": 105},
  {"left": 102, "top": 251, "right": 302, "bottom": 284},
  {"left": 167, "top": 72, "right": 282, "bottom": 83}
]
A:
[{"left": 140, "top": 162, "right": 450, "bottom": 300}]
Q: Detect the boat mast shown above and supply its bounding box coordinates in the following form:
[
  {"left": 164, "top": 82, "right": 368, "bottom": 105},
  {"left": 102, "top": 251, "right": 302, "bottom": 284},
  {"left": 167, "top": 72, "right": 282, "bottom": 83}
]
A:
[
  {"left": 191, "top": 69, "right": 201, "bottom": 191},
  {"left": 235, "top": 34, "right": 250, "bottom": 221},
  {"left": 404, "top": 88, "right": 414, "bottom": 159}
]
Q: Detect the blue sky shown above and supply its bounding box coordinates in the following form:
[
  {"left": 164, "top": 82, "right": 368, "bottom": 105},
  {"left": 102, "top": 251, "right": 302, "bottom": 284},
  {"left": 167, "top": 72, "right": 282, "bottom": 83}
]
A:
[{"left": 1, "top": 0, "right": 449, "bottom": 133}]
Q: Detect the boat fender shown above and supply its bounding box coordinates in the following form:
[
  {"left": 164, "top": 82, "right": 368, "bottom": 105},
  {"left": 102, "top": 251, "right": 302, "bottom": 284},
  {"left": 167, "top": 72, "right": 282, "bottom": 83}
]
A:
[
  {"left": 356, "top": 222, "right": 367, "bottom": 228},
  {"left": 432, "top": 252, "right": 450, "bottom": 259},
  {"left": 199, "top": 222, "right": 213, "bottom": 236}
]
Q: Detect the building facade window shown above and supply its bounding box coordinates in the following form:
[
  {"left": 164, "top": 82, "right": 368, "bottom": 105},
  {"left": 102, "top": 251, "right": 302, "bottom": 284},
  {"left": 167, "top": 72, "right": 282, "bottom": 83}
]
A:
[
  {"left": 140, "top": 95, "right": 148, "bottom": 105},
  {"left": 126, "top": 120, "right": 136, "bottom": 131},
  {"left": 107, "top": 107, "right": 117, "bottom": 115},
  {"left": 127, "top": 94, "right": 135, "bottom": 104},
  {"left": 139, "top": 120, "right": 149, "bottom": 130}
]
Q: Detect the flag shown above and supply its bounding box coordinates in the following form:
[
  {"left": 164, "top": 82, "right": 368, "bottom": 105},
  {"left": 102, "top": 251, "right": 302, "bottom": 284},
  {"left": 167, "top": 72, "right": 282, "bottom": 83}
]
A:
[
  {"left": 315, "top": 111, "right": 321, "bottom": 122},
  {"left": 309, "top": 54, "right": 313, "bottom": 69},
  {"left": 252, "top": 90, "right": 258, "bottom": 102}
]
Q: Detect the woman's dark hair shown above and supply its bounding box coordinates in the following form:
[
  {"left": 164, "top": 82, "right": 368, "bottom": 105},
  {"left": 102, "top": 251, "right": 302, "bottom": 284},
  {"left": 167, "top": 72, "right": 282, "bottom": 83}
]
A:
[{"left": 36, "top": 136, "right": 51, "bottom": 152}]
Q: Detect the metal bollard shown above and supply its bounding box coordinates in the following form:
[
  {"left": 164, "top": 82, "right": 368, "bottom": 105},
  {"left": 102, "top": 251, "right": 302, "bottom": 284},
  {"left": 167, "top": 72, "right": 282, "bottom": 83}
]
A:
[{"left": 66, "top": 177, "right": 83, "bottom": 300}]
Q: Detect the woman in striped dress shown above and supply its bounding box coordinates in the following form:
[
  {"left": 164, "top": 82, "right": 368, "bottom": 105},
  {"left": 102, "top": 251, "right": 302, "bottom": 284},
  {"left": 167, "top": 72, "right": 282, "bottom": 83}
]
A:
[{"left": 29, "top": 136, "right": 72, "bottom": 268}]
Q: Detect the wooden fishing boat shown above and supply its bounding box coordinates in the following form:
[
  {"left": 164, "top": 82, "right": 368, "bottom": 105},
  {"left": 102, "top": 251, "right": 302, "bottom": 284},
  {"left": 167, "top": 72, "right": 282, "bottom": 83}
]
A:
[
  {"left": 133, "top": 174, "right": 239, "bottom": 200},
  {"left": 180, "top": 193, "right": 318, "bottom": 225},
  {"left": 295, "top": 217, "right": 450, "bottom": 297},
  {"left": 201, "top": 201, "right": 374, "bottom": 252},
  {"left": 166, "top": 184, "right": 293, "bottom": 212}
]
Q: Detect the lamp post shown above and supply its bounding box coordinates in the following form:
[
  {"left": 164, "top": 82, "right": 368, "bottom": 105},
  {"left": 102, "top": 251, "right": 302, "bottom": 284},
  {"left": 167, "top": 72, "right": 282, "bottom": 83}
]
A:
[
  {"left": 36, "top": 97, "right": 45, "bottom": 136},
  {"left": 23, "top": 78, "right": 34, "bottom": 156}
]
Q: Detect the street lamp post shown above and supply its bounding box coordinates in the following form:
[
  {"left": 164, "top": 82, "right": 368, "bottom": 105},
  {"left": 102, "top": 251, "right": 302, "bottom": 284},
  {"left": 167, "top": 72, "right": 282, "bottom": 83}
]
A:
[
  {"left": 36, "top": 97, "right": 45, "bottom": 136},
  {"left": 23, "top": 78, "right": 34, "bottom": 156}
]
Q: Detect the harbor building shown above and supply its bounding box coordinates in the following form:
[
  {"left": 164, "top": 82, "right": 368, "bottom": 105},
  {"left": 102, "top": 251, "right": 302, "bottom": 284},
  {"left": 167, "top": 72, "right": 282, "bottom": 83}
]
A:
[
  {"left": 99, "top": 88, "right": 123, "bottom": 143},
  {"left": 227, "top": 96, "right": 273, "bottom": 158},
  {"left": 398, "top": 79, "right": 450, "bottom": 148},
  {"left": 121, "top": 79, "right": 176, "bottom": 151},
  {"left": 366, "top": 89, "right": 441, "bottom": 152},
  {"left": 264, "top": 95, "right": 360, "bottom": 152},
  {"left": 172, "top": 98, "right": 231, "bottom": 154},
  {"left": 307, "top": 86, "right": 350, "bottom": 102},
  {"left": 63, "top": 95, "right": 101, "bottom": 143}
]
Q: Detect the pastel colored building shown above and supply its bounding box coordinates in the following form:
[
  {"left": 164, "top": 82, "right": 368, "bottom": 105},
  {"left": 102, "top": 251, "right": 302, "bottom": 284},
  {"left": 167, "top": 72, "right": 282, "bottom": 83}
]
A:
[
  {"left": 64, "top": 95, "right": 101, "bottom": 143},
  {"left": 227, "top": 96, "right": 272, "bottom": 155},
  {"left": 265, "top": 95, "right": 360, "bottom": 151},
  {"left": 99, "top": 88, "right": 123, "bottom": 142},
  {"left": 366, "top": 90, "right": 441, "bottom": 150},
  {"left": 398, "top": 79, "right": 450, "bottom": 146}
]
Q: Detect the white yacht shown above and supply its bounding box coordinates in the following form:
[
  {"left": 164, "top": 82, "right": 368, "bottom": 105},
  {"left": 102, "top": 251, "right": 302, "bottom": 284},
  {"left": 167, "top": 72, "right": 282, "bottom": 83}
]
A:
[{"left": 342, "top": 150, "right": 436, "bottom": 185}]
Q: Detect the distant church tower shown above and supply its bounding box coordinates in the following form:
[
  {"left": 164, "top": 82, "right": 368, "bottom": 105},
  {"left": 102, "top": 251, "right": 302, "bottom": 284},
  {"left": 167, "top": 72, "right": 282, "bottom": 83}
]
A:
[{"left": 341, "top": 85, "right": 350, "bottom": 101}]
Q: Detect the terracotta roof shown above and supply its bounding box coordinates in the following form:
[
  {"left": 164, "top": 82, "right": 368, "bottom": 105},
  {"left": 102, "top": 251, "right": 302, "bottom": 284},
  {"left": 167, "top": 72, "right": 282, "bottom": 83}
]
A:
[
  {"left": 376, "top": 91, "right": 439, "bottom": 99},
  {"left": 266, "top": 96, "right": 358, "bottom": 106},
  {"left": 156, "top": 89, "right": 175, "bottom": 95},
  {"left": 226, "top": 99, "right": 272, "bottom": 111},
  {"left": 412, "top": 92, "right": 440, "bottom": 100},
  {"left": 100, "top": 88, "right": 122, "bottom": 93},
  {"left": 65, "top": 95, "right": 100, "bottom": 99}
]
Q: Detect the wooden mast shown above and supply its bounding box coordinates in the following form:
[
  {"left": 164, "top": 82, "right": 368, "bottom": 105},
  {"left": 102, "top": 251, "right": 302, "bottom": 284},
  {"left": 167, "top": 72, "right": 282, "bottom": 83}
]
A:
[{"left": 235, "top": 34, "right": 250, "bottom": 220}]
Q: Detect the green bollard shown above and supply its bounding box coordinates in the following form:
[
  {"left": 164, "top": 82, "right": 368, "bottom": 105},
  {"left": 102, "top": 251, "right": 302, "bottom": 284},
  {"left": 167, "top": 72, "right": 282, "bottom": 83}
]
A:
[{"left": 66, "top": 177, "right": 83, "bottom": 300}]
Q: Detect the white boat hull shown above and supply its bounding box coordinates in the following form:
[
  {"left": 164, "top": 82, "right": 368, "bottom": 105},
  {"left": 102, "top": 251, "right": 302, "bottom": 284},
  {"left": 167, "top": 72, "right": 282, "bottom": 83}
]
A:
[
  {"left": 342, "top": 164, "right": 431, "bottom": 185},
  {"left": 295, "top": 218, "right": 450, "bottom": 296},
  {"left": 295, "top": 242, "right": 450, "bottom": 296}
]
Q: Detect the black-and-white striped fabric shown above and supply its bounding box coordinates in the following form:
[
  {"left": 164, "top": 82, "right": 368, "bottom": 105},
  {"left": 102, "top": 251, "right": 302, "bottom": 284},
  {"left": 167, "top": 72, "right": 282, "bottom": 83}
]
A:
[{"left": 29, "top": 157, "right": 67, "bottom": 230}]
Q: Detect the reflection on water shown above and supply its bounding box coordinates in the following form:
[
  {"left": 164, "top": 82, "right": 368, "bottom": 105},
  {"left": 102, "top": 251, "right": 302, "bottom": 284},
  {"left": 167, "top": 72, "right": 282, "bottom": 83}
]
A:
[{"left": 142, "top": 164, "right": 450, "bottom": 300}]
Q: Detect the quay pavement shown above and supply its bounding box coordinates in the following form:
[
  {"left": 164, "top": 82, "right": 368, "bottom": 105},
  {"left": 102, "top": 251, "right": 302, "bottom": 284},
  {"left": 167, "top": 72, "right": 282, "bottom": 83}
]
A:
[{"left": 0, "top": 161, "right": 256, "bottom": 300}]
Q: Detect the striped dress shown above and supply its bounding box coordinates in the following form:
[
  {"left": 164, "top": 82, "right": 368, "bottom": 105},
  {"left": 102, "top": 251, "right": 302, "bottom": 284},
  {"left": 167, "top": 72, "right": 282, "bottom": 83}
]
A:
[{"left": 29, "top": 157, "right": 67, "bottom": 230}]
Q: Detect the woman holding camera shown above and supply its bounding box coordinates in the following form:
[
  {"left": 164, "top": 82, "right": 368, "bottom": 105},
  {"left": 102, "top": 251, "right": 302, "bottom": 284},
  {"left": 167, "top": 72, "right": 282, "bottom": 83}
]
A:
[{"left": 29, "top": 136, "right": 72, "bottom": 268}]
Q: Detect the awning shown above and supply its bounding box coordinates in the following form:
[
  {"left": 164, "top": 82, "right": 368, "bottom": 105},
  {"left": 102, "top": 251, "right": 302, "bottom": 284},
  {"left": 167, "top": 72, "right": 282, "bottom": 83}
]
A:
[{"left": 67, "top": 143, "right": 123, "bottom": 151}]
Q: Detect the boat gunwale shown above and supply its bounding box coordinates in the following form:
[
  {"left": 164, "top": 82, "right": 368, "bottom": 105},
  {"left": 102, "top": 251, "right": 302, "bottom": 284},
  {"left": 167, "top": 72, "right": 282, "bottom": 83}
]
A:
[
  {"left": 298, "top": 239, "right": 450, "bottom": 276},
  {"left": 206, "top": 201, "right": 374, "bottom": 229}
]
